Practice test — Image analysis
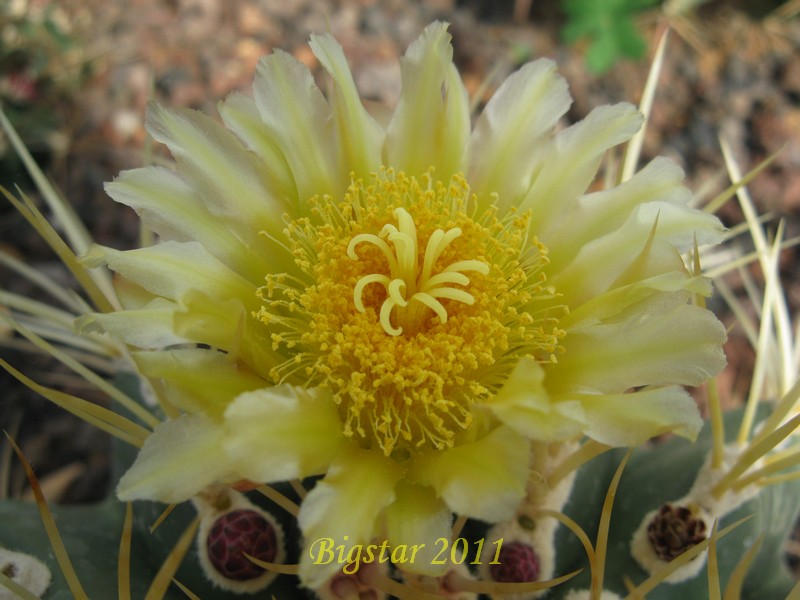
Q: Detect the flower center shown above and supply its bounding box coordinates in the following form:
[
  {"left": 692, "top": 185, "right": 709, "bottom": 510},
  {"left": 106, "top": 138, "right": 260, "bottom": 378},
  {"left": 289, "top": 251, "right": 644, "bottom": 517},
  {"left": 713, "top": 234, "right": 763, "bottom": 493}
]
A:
[
  {"left": 348, "top": 207, "right": 489, "bottom": 336},
  {"left": 256, "top": 170, "right": 562, "bottom": 457}
]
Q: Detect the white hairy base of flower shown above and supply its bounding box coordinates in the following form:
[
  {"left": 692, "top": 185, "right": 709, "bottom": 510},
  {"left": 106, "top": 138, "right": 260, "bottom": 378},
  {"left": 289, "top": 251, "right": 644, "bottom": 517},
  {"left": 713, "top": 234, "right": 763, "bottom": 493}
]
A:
[
  {"left": 191, "top": 486, "right": 284, "bottom": 594},
  {"left": 0, "top": 547, "right": 51, "bottom": 600},
  {"left": 630, "top": 444, "right": 763, "bottom": 582},
  {"left": 538, "top": 467, "right": 578, "bottom": 517},
  {"left": 479, "top": 520, "right": 553, "bottom": 600},
  {"left": 630, "top": 502, "right": 711, "bottom": 583},
  {"left": 563, "top": 590, "right": 622, "bottom": 600},
  {"left": 402, "top": 562, "right": 477, "bottom": 600},
  {"left": 478, "top": 442, "right": 577, "bottom": 598},
  {"left": 520, "top": 441, "right": 580, "bottom": 515},
  {"left": 689, "top": 444, "right": 762, "bottom": 517}
]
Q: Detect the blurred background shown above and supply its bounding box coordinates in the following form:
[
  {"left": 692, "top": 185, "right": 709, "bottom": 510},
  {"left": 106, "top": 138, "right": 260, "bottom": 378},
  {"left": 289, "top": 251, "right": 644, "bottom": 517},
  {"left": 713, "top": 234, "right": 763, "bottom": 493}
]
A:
[{"left": 1, "top": 0, "right": 799, "bottom": 561}]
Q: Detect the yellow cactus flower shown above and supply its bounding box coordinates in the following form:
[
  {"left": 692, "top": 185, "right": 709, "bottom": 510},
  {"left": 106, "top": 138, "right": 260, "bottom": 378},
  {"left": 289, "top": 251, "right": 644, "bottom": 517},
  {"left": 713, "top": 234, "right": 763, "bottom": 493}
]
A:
[{"left": 84, "top": 22, "right": 726, "bottom": 587}]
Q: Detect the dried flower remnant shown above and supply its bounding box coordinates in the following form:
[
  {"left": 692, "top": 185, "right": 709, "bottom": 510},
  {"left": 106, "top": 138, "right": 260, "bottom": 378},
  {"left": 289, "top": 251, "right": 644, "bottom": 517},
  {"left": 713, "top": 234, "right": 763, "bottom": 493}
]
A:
[
  {"left": 0, "top": 547, "right": 51, "bottom": 600},
  {"left": 646, "top": 503, "right": 708, "bottom": 562},
  {"left": 630, "top": 441, "right": 770, "bottom": 583}
]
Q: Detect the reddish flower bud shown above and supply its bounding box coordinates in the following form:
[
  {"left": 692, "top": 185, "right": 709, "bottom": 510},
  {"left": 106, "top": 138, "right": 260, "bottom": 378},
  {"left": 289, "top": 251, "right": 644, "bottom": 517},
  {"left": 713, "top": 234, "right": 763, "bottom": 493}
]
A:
[
  {"left": 206, "top": 509, "right": 279, "bottom": 581},
  {"left": 489, "top": 541, "right": 540, "bottom": 583}
]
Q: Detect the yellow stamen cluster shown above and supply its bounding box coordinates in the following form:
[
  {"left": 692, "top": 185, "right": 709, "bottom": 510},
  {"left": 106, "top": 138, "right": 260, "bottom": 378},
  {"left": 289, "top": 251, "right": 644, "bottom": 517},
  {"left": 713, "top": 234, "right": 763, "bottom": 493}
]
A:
[{"left": 256, "top": 170, "right": 562, "bottom": 457}]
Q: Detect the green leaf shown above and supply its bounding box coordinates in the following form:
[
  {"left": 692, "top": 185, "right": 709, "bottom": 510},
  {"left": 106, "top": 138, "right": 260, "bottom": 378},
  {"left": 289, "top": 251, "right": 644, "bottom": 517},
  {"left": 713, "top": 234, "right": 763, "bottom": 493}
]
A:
[
  {"left": 560, "top": 0, "right": 657, "bottom": 73},
  {"left": 586, "top": 28, "right": 620, "bottom": 73}
]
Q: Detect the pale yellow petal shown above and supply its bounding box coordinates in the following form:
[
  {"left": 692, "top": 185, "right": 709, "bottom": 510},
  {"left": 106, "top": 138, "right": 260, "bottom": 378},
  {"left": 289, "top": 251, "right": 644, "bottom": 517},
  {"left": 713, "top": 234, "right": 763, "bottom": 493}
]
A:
[
  {"left": 561, "top": 271, "right": 712, "bottom": 329},
  {"left": 490, "top": 356, "right": 586, "bottom": 441},
  {"left": 133, "top": 348, "right": 265, "bottom": 419},
  {"left": 385, "top": 481, "right": 453, "bottom": 576},
  {"left": 309, "top": 33, "right": 385, "bottom": 178},
  {"left": 83, "top": 241, "right": 256, "bottom": 307},
  {"left": 409, "top": 426, "right": 529, "bottom": 522},
  {"left": 224, "top": 385, "right": 345, "bottom": 482},
  {"left": 105, "top": 166, "right": 270, "bottom": 283},
  {"left": 117, "top": 414, "right": 233, "bottom": 503},
  {"left": 385, "top": 21, "right": 470, "bottom": 179},
  {"left": 468, "top": 58, "right": 570, "bottom": 210},
  {"left": 171, "top": 290, "right": 278, "bottom": 378},
  {"left": 110, "top": 275, "right": 156, "bottom": 310},
  {"left": 76, "top": 298, "right": 187, "bottom": 349},
  {"left": 544, "top": 156, "right": 691, "bottom": 270},
  {"left": 253, "top": 50, "right": 341, "bottom": 201},
  {"left": 574, "top": 386, "right": 703, "bottom": 445},
  {"left": 629, "top": 200, "right": 724, "bottom": 251},
  {"left": 217, "top": 92, "right": 297, "bottom": 203},
  {"left": 172, "top": 290, "right": 245, "bottom": 348},
  {"left": 299, "top": 445, "right": 402, "bottom": 588},
  {"left": 549, "top": 202, "right": 723, "bottom": 305},
  {"left": 522, "top": 103, "right": 643, "bottom": 233},
  {"left": 145, "top": 103, "right": 290, "bottom": 240},
  {"left": 552, "top": 303, "right": 727, "bottom": 395}
]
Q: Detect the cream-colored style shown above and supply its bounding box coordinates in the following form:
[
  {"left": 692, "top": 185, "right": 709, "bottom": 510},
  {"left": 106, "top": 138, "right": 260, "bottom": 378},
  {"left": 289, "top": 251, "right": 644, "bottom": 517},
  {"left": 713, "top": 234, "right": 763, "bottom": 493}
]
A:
[{"left": 82, "top": 22, "right": 726, "bottom": 588}]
